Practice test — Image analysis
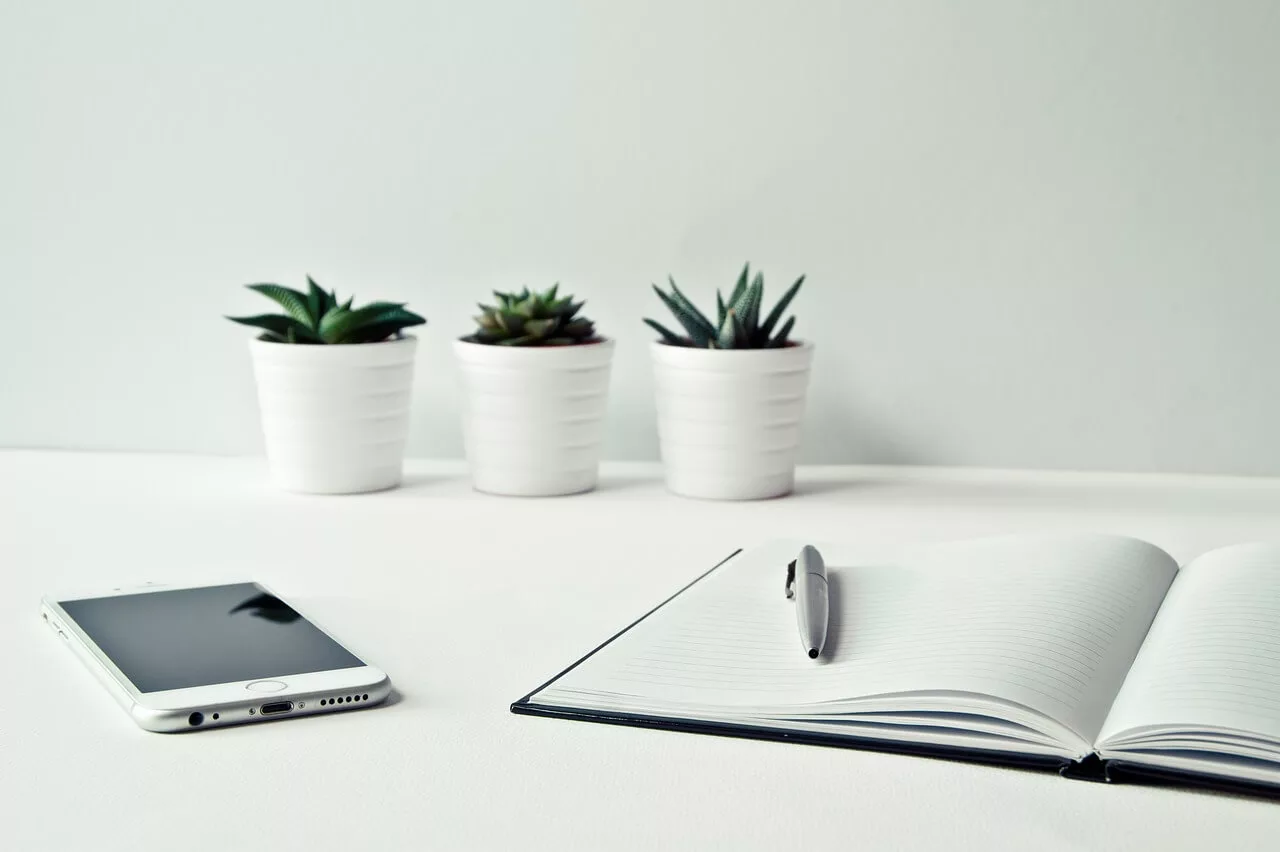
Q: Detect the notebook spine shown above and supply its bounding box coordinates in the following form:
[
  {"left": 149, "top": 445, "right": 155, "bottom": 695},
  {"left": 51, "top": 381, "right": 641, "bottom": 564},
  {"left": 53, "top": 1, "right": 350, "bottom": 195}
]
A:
[
  {"left": 1059, "top": 753, "right": 1110, "bottom": 783},
  {"left": 515, "top": 700, "right": 1074, "bottom": 775},
  {"left": 1103, "top": 760, "right": 1280, "bottom": 799}
]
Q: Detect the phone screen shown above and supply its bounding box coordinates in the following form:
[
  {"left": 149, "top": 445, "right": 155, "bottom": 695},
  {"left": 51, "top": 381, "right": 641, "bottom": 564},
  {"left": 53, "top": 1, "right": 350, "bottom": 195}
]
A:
[{"left": 59, "top": 583, "right": 364, "bottom": 693}]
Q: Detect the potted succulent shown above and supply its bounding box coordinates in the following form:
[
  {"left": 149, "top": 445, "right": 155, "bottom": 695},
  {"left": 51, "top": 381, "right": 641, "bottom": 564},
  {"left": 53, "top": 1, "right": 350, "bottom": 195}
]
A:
[
  {"left": 227, "top": 278, "right": 426, "bottom": 494},
  {"left": 644, "top": 263, "right": 811, "bottom": 500},
  {"left": 454, "top": 285, "right": 613, "bottom": 496}
]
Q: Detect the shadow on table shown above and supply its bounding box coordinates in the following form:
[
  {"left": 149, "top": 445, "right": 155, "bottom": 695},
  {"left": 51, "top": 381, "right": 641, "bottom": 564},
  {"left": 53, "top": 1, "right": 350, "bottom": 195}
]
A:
[
  {"left": 789, "top": 479, "right": 867, "bottom": 498},
  {"left": 390, "top": 469, "right": 661, "bottom": 496},
  {"left": 395, "top": 473, "right": 458, "bottom": 492},
  {"left": 592, "top": 475, "right": 661, "bottom": 493}
]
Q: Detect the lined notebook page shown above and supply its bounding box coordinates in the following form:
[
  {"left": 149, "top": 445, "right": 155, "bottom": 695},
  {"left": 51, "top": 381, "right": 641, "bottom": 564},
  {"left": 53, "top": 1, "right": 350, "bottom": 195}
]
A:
[
  {"left": 538, "top": 535, "right": 1176, "bottom": 743},
  {"left": 1099, "top": 543, "right": 1280, "bottom": 745}
]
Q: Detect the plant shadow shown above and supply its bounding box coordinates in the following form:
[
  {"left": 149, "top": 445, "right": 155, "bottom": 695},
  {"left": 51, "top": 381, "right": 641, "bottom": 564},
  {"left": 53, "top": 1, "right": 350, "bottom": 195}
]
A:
[
  {"left": 789, "top": 480, "right": 862, "bottom": 498},
  {"left": 591, "top": 474, "right": 660, "bottom": 493},
  {"left": 396, "top": 473, "right": 455, "bottom": 491}
]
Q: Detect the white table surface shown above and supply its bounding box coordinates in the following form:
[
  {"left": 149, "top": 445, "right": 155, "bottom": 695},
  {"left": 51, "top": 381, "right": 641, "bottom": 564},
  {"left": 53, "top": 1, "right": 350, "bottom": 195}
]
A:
[{"left": 5, "top": 451, "right": 1280, "bottom": 850}]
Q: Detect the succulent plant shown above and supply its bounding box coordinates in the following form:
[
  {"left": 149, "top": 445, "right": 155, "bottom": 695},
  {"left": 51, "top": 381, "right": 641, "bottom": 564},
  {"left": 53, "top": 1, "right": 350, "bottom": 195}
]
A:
[
  {"left": 644, "top": 263, "right": 804, "bottom": 349},
  {"left": 465, "top": 284, "right": 599, "bottom": 346},
  {"left": 227, "top": 277, "right": 425, "bottom": 344}
]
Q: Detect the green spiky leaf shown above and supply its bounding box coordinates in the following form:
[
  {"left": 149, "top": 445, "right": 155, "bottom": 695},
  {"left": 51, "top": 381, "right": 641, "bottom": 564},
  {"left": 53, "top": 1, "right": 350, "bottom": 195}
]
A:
[
  {"left": 758, "top": 275, "right": 804, "bottom": 340},
  {"left": 716, "top": 310, "right": 738, "bottom": 349},
  {"left": 646, "top": 263, "right": 805, "bottom": 349},
  {"left": 229, "top": 280, "right": 424, "bottom": 344},
  {"left": 667, "top": 277, "right": 716, "bottom": 338},
  {"left": 728, "top": 263, "right": 750, "bottom": 307},
  {"left": 226, "top": 313, "right": 323, "bottom": 343},
  {"left": 466, "top": 285, "right": 600, "bottom": 346},
  {"left": 651, "top": 284, "right": 712, "bottom": 347},
  {"left": 728, "top": 273, "right": 762, "bottom": 339},
  {"left": 767, "top": 315, "right": 796, "bottom": 347},
  {"left": 746, "top": 272, "right": 765, "bottom": 336},
  {"left": 733, "top": 310, "right": 750, "bottom": 347},
  {"left": 645, "top": 318, "right": 685, "bottom": 345},
  {"left": 246, "top": 284, "right": 313, "bottom": 328},
  {"left": 495, "top": 311, "right": 526, "bottom": 335},
  {"left": 561, "top": 318, "right": 594, "bottom": 337},
  {"left": 523, "top": 318, "right": 559, "bottom": 338},
  {"left": 306, "top": 278, "right": 327, "bottom": 325},
  {"left": 341, "top": 307, "right": 428, "bottom": 343}
]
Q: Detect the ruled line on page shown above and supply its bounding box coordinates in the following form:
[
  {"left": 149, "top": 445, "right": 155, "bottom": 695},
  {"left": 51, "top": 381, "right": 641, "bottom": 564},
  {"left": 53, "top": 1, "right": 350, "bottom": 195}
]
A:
[
  {"left": 541, "top": 535, "right": 1177, "bottom": 740},
  {"left": 1099, "top": 545, "right": 1280, "bottom": 743}
]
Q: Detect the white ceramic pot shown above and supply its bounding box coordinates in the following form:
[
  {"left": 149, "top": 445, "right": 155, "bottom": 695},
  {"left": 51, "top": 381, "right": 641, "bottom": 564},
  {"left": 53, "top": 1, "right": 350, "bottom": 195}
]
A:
[
  {"left": 249, "top": 336, "right": 417, "bottom": 494},
  {"left": 651, "top": 340, "right": 814, "bottom": 500},
  {"left": 453, "top": 338, "right": 615, "bottom": 496}
]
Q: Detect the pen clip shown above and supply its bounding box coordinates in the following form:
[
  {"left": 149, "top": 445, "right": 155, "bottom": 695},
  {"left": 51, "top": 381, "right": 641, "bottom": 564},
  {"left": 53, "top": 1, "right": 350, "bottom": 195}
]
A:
[{"left": 785, "top": 560, "right": 796, "bottom": 599}]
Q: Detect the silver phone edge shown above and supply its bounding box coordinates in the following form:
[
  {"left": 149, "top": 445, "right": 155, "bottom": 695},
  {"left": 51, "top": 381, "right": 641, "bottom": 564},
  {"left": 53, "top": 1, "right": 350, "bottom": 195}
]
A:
[{"left": 39, "top": 597, "right": 393, "bottom": 734}]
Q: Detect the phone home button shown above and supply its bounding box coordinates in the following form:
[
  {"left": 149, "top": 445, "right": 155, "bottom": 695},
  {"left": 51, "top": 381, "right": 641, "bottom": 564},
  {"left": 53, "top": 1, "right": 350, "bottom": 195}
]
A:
[{"left": 245, "top": 680, "right": 288, "bottom": 693}]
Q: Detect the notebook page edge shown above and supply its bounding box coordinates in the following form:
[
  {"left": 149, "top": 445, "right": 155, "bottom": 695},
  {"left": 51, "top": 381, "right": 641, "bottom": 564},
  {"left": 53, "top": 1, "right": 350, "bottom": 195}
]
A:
[
  {"left": 1096, "top": 542, "right": 1280, "bottom": 767},
  {"left": 513, "top": 547, "right": 745, "bottom": 709}
]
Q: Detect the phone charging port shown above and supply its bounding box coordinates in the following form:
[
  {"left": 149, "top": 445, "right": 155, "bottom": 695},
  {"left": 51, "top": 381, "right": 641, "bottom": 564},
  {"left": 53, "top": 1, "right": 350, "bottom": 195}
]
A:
[{"left": 260, "top": 701, "right": 294, "bottom": 715}]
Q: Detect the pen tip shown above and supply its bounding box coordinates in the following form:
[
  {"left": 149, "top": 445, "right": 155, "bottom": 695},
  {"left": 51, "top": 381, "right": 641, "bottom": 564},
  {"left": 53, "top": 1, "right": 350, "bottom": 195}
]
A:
[{"left": 808, "top": 648, "right": 819, "bottom": 659}]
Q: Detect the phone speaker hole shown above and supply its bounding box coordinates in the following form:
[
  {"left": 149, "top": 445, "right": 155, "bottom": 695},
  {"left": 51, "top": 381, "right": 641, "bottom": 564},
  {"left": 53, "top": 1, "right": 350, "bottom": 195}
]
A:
[{"left": 212, "top": 713, "right": 220, "bottom": 721}]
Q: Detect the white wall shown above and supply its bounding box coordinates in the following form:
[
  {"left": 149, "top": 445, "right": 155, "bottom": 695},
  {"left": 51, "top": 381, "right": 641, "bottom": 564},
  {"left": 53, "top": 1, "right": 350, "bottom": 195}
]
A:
[{"left": 2, "top": 1, "right": 1278, "bottom": 474}]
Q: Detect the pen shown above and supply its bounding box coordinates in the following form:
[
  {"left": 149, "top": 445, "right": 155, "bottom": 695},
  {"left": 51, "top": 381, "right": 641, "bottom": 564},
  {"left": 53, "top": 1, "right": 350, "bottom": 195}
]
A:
[{"left": 786, "top": 545, "right": 829, "bottom": 660}]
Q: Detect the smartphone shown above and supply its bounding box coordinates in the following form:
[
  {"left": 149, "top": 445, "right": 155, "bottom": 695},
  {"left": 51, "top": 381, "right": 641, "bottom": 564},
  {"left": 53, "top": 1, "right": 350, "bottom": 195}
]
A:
[{"left": 41, "top": 581, "right": 391, "bottom": 732}]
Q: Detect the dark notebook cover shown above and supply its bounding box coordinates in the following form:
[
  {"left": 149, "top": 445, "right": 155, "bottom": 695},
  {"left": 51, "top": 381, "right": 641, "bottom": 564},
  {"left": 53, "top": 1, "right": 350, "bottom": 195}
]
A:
[{"left": 510, "top": 548, "right": 1280, "bottom": 800}]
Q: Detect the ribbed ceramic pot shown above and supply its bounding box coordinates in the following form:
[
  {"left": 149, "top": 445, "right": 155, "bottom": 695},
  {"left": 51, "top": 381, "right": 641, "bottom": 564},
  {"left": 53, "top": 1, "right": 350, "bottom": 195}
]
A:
[
  {"left": 249, "top": 336, "right": 417, "bottom": 494},
  {"left": 453, "top": 338, "right": 614, "bottom": 496},
  {"left": 651, "top": 340, "right": 813, "bottom": 500}
]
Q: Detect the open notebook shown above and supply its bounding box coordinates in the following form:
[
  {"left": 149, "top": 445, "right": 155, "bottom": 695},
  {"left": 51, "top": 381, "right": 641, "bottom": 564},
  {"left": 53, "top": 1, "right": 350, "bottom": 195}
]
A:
[{"left": 512, "top": 535, "right": 1280, "bottom": 796}]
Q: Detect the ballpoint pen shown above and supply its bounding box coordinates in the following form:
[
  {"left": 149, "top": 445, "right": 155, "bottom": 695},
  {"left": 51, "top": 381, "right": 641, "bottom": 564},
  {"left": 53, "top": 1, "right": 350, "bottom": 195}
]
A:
[{"left": 785, "top": 544, "right": 829, "bottom": 659}]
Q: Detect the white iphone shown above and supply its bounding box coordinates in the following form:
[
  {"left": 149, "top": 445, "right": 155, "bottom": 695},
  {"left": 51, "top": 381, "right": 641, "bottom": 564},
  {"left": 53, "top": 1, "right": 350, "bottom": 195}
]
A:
[{"left": 41, "top": 581, "right": 392, "bottom": 732}]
